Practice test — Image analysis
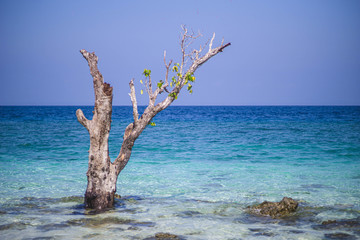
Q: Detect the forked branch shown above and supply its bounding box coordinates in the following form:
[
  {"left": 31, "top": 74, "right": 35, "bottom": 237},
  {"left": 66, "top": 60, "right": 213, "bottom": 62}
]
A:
[{"left": 115, "top": 26, "right": 230, "bottom": 172}]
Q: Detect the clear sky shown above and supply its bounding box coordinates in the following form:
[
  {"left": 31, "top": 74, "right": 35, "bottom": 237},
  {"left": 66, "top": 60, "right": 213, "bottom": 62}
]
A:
[{"left": 1, "top": 0, "right": 359, "bottom": 106}]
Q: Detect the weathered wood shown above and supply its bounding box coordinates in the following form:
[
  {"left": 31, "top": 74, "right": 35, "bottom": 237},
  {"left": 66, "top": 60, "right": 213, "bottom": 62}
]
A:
[
  {"left": 77, "top": 28, "right": 230, "bottom": 210},
  {"left": 77, "top": 49, "right": 117, "bottom": 210}
]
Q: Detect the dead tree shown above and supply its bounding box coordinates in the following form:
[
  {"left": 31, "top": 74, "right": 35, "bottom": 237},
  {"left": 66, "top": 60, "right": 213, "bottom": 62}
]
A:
[{"left": 77, "top": 27, "right": 230, "bottom": 210}]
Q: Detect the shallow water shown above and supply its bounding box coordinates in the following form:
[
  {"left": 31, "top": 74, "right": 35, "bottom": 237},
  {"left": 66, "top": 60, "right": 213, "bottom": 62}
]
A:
[{"left": 0, "top": 106, "right": 359, "bottom": 239}]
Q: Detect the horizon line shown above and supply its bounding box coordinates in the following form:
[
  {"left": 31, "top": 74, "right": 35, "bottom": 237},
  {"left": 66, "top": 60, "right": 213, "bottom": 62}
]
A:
[{"left": 1, "top": 104, "right": 359, "bottom": 107}]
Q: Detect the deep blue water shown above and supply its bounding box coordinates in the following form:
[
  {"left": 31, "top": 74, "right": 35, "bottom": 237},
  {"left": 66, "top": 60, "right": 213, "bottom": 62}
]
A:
[{"left": 0, "top": 106, "right": 359, "bottom": 239}]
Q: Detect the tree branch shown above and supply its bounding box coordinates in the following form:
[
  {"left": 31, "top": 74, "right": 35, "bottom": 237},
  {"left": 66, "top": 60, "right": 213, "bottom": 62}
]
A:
[
  {"left": 148, "top": 75, "right": 153, "bottom": 99},
  {"left": 160, "top": 30, "right": 230, "bottom": 111},
  {"left": 129, "top": 79, "right": 139, "bottom": 124},
  {"left": 209, "top": 33, "right": 215, "bottom": 51},
  {"left": 80, "top": 50, "right": 113, "bottom": 101},
  {"left": 114, "top": 26, "right": 230, "bottom": 175},
  {"left": 152, "top": 51, "right": 173, "bottom": 99},
  {"left": 189, "top": 42, "right": 231, "bottom": 73},
  {"left": 76, "top": 109, "right": 90, "bottom": 131},
  {"left": 164, "top": 51, "right": 172, "bottom": 87}
]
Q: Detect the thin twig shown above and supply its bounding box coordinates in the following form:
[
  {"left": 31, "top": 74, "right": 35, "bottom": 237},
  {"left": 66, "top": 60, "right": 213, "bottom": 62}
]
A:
[{"left": 209, "top": 33, "right": 215, "bottom": 51}]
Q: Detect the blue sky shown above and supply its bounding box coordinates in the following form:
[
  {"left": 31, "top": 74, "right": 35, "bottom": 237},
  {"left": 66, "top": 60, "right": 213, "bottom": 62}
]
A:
[{"left": 1, "top": 0, "right": 359, "bottom": 106}]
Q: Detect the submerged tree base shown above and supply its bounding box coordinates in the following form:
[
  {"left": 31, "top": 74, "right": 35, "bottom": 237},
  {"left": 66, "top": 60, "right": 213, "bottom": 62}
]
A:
[{"left": 84, "top": 190, "right": 115, "bottom": 211}]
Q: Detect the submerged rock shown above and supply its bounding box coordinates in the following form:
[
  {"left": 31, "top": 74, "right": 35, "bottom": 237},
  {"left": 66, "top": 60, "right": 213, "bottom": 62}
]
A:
[
  {"left": 324, "top": 232, "right": 357, "bottom": 240},
  {"left": 313, "top": 217, "right": 360, "bottom": 230},
  {"left": 155, "top": 233, "right": 181, "bottom": 239},
  {"left": 59, "top": 196, "right": 84, "bottom": 203},
  {"left": 66, "top": 217, "right": 133, "bottom": 227},
  {"left": 248, "top": 197, "right": 298, "bottom": 218},
  {"left": 0, "top": 222, "right": 28, "bottom": 231},
  {"left": 143, "top": 232, "right": 182, "bottom": 240}
]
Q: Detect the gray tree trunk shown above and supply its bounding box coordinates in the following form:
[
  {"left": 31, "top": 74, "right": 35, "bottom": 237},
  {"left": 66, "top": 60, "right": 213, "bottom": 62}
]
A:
[
  {"left": 77, "top": 30, "right": 230, "bottom": 211},
  {"left": 76, "top": 50, "right": 118, "bottom": 210}
]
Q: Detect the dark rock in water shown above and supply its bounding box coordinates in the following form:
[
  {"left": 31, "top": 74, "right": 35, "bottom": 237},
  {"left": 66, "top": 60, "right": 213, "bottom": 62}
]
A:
[
  {"left": 322, "top": 220, "right": 337, "bottom": 225},
  {"left": 82, "top": 233, "right": 101, "bottom": 239},
  {"left": 23, "top": 237, "right": 55, "bottom": 240},
  {"left": 313, "top": 217, "right": 360, "bottom": 230},
  {"left": 289, "top": 230, "right": 305, "bottom": 234},
  {"left": 324, "top": 232, "right": 357, "bottom": 240},
  {"left": 176, "top": 210, "right": 201, "bottom": 218},
  {"left": 71, "top": 211, "right": 84, "bottom": 215},
  {"left": 248, "top": 197, "right": 298, "bottom": 218},
  {"left": 66, "top": 217, "right": 133, "bottom": 227},
  {"left": 0, "top": 222, "right": 28, "bottom": 231},
  {"left": 37, "top": 223, "right": 69, "bottom": 232},
  {"left": 130, "top": 221, "right": 155, "bottom": 228},
  {"left": 66, "top": 216, "right": 155, "bottom": 230},
  {"left": 155, "top": 233, "right": 180, "bottom": 239},
  {"left": 114, "top": 193, "right": 121, "bottom": 199},
  {"left": 59, "top": 196, "right": 83, "bottom": 203},
  {"left": 143, "top": 232, "right": 182, "bottom": 240}
]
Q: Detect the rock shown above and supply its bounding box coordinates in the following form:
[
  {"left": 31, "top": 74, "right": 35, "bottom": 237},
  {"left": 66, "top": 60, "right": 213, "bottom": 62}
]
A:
[
  {"left": 322, "top": 220, "right": 337, "bottom": 225},
  {"left": 324, "top": 232, "right": 357, "bottom": 240},
  {"left": 143, "top": 232, "right": 182, "bottom": 240},
  {"left": 66, "top": 217, "right": 133, "bottom": 227},
  {"left": 155, "top": 232, "right": 180, "bottom": 239},
  {"left": 114, "top": 194, "right": 121, "bottom": 199},
  {"left": 248, "top": 197, "right": 298, "bottom": 218},
  {"left": 314, "top": 217, "right": 360, "bottom": 230}
]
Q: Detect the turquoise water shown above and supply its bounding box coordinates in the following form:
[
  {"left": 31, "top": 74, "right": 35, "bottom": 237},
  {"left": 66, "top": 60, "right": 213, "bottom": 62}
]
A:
[{"left": 0, "top": 106, "right": 359, "bottom": 239}]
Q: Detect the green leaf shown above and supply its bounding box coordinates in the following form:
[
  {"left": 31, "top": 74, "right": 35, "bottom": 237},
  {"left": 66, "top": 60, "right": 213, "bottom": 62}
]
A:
[
  {"left": 141, "top": 90, "right": 143, "bottom": 95},
  {"left": 172, "top": 65, "right": 178, "bottom": 72},
  {"left": 185, "top": 72, "right": 195, "bottom": 82},
  {"left": 149, "top": 122, "right": 156, "bottom": 126},
  {"left": 143, "top": 69, "right": 151, "bottom": 77},
  {"left": 187, "top": 83, "right": 192, "bottom": 91},
  {"left": 157, "top": 80, "right": 163, "bottom": 89},
  {"left": 169, "top": 92, "right": 178, "bottom": 99}
]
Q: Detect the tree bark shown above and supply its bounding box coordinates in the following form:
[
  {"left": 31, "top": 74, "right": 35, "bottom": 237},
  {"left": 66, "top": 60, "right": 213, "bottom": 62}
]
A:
[
  {"left": 77, "top": 50, "right": 117, "bottom": 210},
  {"left": 77, "top": 30, "right": 230, "bottom": 211}
]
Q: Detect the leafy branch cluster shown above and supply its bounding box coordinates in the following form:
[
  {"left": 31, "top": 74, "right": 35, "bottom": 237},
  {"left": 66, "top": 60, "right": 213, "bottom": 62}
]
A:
[
  {"left": 139, "top": 64, "right": 195, "bottom": 101},
  {"left": 136, "top": 25, "right": 224, "bottom": 104},
  {"left": 127, "top": 25, "right": 230, "bottom": 130}
]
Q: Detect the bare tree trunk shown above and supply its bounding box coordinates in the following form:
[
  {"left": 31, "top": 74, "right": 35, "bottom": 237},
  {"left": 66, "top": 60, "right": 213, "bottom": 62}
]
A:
[
  {"left": 76, "top": 50, "right": 118, "bottom": 210},
  {"left": 77, "top": 28, "right": 230, "bottom": 211}
]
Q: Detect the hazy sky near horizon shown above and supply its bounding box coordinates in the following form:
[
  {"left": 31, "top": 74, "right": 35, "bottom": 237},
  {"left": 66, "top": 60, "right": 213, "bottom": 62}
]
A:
[{"left": 1, "top": 0, "right": 359, "bottom": 106}]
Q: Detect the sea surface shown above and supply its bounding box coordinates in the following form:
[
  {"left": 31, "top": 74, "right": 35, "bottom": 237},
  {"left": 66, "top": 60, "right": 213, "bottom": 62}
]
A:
[{"left": 0, "top": 106, "right": 359, "bottom": 239}]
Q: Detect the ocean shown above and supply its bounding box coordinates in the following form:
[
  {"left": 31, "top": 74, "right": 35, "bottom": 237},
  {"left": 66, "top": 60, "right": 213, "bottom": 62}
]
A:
[{"left": 0, "top": 106, "right": 359, "bottom": 239}]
